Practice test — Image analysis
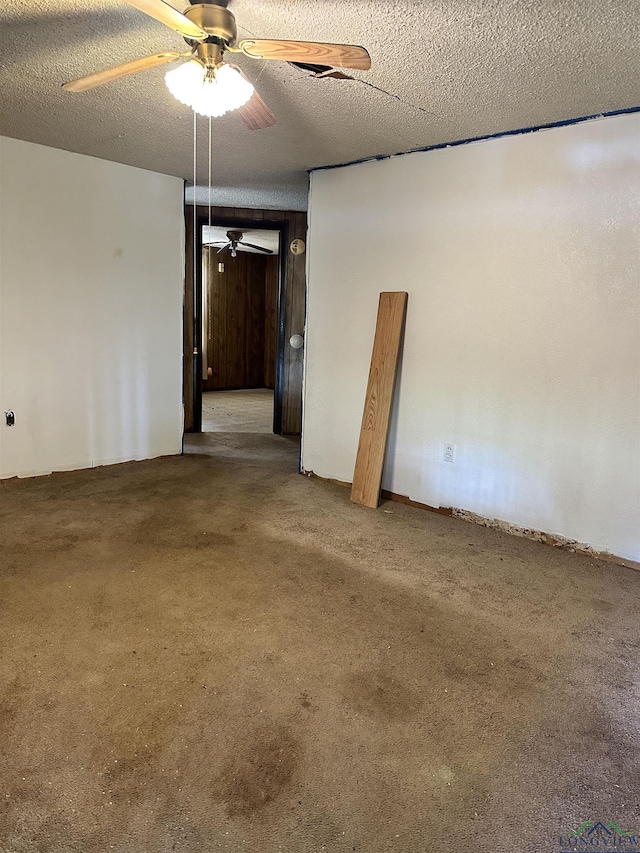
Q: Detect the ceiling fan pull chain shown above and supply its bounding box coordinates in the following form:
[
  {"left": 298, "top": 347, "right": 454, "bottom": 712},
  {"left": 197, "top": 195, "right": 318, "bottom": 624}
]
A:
[
  {"left": 193, "top": 109, "right": 198, "bottom": 357},
  {"left": 208, "top": 115, "right": 212, "bottom": 233}
]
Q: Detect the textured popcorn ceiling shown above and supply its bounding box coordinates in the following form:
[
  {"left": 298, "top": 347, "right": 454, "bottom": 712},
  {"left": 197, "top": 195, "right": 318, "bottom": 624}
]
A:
[{"left": 1, "top": 0, "right": 638, "bottom": 207}]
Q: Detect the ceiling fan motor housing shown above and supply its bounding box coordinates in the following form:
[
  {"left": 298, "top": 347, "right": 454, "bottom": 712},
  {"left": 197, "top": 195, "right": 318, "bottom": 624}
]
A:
[{"left": 184, "top": 3, "right": 238, "bottom": 48}]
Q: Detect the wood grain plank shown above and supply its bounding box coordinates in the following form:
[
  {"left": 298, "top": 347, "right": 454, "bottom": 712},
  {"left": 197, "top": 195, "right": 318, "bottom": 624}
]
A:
[{"left": 351, "top": 292, "right": 408, "bottom": 508}]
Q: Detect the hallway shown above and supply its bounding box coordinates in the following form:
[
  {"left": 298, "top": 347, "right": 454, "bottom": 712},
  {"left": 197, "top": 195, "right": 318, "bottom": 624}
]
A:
[
  {"left": 193, "top": 389, "right": 300, "bottom": 473},
  {"left": 202, "top": 389, "right": 274, "bottom": 434}
]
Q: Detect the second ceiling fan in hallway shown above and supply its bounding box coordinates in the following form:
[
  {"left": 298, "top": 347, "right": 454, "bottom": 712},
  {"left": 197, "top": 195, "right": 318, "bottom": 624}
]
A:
[{"left": 206, "top": 229, "right": 275, "bottom": 258}]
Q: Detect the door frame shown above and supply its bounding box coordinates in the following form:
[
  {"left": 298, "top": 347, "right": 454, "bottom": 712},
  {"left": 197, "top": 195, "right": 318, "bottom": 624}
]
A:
[{"left": 189, "top": 211, "right": 289, "bottom": 435}]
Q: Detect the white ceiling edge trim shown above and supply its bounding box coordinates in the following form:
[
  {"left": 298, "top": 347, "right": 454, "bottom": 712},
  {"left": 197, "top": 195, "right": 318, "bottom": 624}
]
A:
[{"left": 186, "top": 184, "right": 308, "bottom": 212}]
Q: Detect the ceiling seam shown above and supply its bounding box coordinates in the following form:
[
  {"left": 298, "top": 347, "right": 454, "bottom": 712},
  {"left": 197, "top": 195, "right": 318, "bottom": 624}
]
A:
[{"left": 308, "top": 105, "right": 640, "bottom": 174}]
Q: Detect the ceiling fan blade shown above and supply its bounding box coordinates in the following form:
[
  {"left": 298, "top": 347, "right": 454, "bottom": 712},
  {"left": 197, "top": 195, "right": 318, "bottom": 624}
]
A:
[
  {"left": 124, "top": 0, "right": 207, "bottom": 40},
  {"left": 217, "top": 243, "right": 232, "bottom": 254},
  {"left": 237, "top": 90, "right": 276, "bottom": 130},
  {"left": 239, "top": 242, "right": 273, "bottom": 254},
  {"left": 227, "top": 65, "right": 276, "bottom": 130},
  {"left": 62, "top": 51, "right": 180, "bottom": 92},
  {"left": 239, "top": 39, "right": 371, "bottom": 70}
]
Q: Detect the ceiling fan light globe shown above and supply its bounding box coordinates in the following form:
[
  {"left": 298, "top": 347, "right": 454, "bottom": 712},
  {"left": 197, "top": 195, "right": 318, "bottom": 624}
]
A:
[
  {"left": 165, "top": 60, "right": 205, "bottom": 107},
  {"left": 191, "top": 78, "right": 230, "bottom": 118},
  {"left": 165, "top": 61, "right": 254, "bottom": 117},
  {"left": 214, "top": 64, "right": 254, "bottom": 111}
]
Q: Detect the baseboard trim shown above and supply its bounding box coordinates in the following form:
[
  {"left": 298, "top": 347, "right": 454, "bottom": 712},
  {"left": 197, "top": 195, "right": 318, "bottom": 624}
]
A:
[{"left": 302, "top": 471, "right": 639, "bottom": 573}]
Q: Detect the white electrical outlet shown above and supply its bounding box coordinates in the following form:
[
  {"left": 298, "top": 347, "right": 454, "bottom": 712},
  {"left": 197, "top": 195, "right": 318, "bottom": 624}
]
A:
[{"left": 444, "top": 443, "right": 456, "bottom": 463}]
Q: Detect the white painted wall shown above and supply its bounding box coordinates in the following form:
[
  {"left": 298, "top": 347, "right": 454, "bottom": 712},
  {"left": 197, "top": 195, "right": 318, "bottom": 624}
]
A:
[
  {"left": 302, "top": 112, "right": 640, "bottom": 562},
  {"left": 0, "top": 137, "right": 184, "bottom": 478}
]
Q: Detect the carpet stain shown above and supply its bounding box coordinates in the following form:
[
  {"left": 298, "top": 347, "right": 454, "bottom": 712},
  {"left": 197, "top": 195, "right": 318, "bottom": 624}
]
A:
[
  {"left": 211, "top": 725, "right": 301, "bottom": 817},
  {"left": 342, "top": 670, "right": 423, "bottom": 721},
  {"left": 299, "top": 692, "right": 313, "bottom": 709}
]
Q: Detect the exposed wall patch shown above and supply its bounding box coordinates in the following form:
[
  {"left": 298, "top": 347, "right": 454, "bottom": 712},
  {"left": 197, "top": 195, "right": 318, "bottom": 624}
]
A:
[{"left": 301, "top": 478, "right": 640, "bottom": 573}]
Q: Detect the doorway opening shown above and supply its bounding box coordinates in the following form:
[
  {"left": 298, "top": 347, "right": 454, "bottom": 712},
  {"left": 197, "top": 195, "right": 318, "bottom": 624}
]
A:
[
  {"left": 184, "top": 206, "right": 307, "bottom": 464},
  {"left": 199, "top": 221, "right": 282, "bottom": 437}
]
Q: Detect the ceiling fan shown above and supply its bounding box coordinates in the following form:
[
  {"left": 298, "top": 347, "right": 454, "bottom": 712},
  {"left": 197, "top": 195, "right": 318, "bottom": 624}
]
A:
[
  {"left": 205, "top": 230, "right": 274, "bottom": 258},
  {"left": 62, "top": 0, "right": 371, "bottom": 129}
]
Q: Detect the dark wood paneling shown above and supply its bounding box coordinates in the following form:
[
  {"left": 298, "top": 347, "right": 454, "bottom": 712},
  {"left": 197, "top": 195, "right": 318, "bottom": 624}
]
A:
[
  {"left": 247, "top": 255, "right": 267, "bottom": 387},
  {"left": 203, "top": 252, "right": 266, "bottom": 391},
  {"left": 184, "top": 205, "right": 307, "bottom": 435},
  {"left": 263, "top": 256, "right": 278, "bottom": 390}
]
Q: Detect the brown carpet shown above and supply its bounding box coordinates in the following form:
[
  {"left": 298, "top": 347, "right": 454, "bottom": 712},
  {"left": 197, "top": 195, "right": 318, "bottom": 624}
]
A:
[{"left": 1, "top": 428, "right": 638, "bottom": 853}]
